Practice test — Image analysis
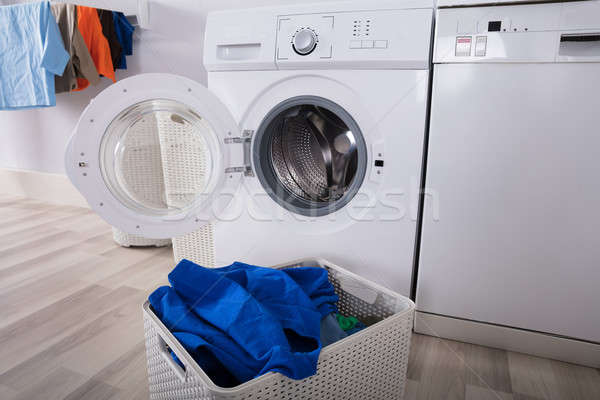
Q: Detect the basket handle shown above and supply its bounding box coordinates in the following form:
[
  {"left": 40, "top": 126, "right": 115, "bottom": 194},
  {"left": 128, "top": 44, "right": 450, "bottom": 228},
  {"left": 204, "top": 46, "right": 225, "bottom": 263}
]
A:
[{"left": 158, "top": 335, "right": 187, "bottom": 383}]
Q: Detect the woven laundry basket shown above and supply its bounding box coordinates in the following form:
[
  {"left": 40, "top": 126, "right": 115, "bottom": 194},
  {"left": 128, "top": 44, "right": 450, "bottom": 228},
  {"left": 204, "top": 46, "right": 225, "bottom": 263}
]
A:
[
  {"left": 112, "top": 229, "right": 172, "bottom": 248},
  {"left": 172, "top": 223, "right": 216, "bottom": 267},
  {"left": 143, "top": 258, "right": 415, "bottom": 400}
]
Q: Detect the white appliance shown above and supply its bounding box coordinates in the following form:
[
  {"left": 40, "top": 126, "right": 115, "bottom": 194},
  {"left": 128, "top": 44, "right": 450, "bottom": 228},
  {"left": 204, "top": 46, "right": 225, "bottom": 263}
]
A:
[
  {"left": 416, "top": 0, "right": 600, "bottom": 366},
  {"left": 65, "top": 0, "right": 434, "bottom": 296}
]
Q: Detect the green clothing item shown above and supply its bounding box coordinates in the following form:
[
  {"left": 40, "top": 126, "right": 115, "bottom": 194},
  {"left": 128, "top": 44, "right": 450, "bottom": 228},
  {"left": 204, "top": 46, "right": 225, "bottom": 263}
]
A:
[
  {"left": 336, "top": 313, "right": 360, "bottom": 331},
  {"left": 51, "top": 4, "right": 100, "bottom": 93}
]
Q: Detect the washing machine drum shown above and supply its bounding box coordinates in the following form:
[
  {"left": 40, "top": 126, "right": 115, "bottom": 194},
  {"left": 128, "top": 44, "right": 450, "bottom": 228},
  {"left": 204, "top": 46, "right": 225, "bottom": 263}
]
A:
[{"left": 256, "top": 100, "right": 367, "bottom": 216}]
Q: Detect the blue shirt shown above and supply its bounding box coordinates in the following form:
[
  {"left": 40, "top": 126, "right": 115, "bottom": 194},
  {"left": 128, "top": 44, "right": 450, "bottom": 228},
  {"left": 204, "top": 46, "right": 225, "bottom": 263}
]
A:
[{"left": 0, "top": 1, "right": 69, "bottom": 110}]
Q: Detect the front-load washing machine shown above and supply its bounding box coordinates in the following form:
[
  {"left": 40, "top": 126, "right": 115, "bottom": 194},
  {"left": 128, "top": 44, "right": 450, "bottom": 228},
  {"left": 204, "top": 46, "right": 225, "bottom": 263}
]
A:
[{"left": 65, "top": 0, "right": 434, "bottom": 296}]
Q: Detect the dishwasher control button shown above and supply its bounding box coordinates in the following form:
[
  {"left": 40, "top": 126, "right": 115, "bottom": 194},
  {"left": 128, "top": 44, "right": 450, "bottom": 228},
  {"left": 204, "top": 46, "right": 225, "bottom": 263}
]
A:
[
  {"left": 475, "top": 36, "right": 487, "bottom": 57},
  {"left": 455, "top": 36, "right": 472, "bottom": 57}
]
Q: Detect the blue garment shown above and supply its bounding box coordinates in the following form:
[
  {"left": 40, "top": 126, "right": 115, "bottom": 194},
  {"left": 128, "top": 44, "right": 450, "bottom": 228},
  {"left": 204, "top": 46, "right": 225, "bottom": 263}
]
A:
[
  {"left": 346, "top": 320, "right": 367, "bottom": 335},
  {"left": 0, "top": 2, "right": 69, "bottom": 110},
  {"left": 149, "top": 260, "right": 339, "bottom": 388},
  {"left": 320, "top": 313, "right": 347, "bottom": 347},
  {"left": 112, "top": 12, "right": 134, "bottom": 69}
]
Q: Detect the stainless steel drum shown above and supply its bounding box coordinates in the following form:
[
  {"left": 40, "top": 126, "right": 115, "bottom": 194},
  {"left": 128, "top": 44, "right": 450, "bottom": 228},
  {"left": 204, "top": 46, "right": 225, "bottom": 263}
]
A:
[{"left": 254, "top": 97, "right": 367, "bottom": 216}]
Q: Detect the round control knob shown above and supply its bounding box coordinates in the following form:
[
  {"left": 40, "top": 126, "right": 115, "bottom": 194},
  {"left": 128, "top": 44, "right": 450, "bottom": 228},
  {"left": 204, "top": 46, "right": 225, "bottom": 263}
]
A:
[{"left": 292, "top": 28, "right": 318, "bottom": 55}]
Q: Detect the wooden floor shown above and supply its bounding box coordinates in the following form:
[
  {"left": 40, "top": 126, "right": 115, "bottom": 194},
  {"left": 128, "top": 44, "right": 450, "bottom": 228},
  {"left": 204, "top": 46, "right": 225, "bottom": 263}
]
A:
[{"left": 0, "top": 194, "right": 598, "bottom": 400}]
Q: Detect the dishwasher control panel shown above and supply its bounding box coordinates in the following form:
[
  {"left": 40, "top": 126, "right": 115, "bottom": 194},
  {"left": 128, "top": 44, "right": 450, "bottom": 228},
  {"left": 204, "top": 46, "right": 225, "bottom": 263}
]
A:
[{"left": 435, "top": 1, "right": 600, "bottom": 63}]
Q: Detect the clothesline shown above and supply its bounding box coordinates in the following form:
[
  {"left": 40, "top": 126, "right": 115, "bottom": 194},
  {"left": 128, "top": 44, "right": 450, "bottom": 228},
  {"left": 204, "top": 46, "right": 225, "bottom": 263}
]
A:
[
  {"left": 0, "top": 1, "right": 136, "bottom": 110},
  {"left": 0, "top": 0, "right": 145, "bottom": 26}
]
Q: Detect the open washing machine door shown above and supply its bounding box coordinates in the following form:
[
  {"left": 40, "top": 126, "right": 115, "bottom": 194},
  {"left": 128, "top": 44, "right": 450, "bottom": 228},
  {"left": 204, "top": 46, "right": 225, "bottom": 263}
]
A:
[{"left": 65, "top": 74, "right": 245, "bottom": 239}]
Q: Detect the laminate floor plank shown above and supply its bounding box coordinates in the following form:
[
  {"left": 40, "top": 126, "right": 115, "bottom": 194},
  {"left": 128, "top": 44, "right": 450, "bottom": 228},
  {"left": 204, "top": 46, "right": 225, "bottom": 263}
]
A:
[
  {"left": 403, "top": 379, "right": 420, "bottom": 400},
  {"left": 507, "top": 350, "right": 600, "bottom": 400},
  {"left": 0, "top": 229, "right": 107, "bottom": 270},
  {"left": 0, "top": 223, "right": 64, "bottom": 252},
  {"left": 76, "top": 233, "right": 128, "bottom": 255},
  {"left": 94, "top": 251, "right": 173, "bottom": 291},
  {"left": 0, "top": 290, "right": 147, "bottom": 391},
  {"left": 415, "top": 336, "right": 469, "bottom": 400},
  {"left": 465, "top": 385, "right": 514, "bottom": 400},
  {"left": 50, "top": 291, "right": 148, "bottom": 377},
  {"left": 0, "top": 193, "right": 25, "bottom": 202},
  {"left": 0, "top": 286, "right": 141, "bottom": 375},
  {"left": 52, "top": 211, "right": 112, "bottom": 233},
  {"left": 0, "top": 248, "right": 105, "bottom": 292},
  {"left": 0, "top": 285, "right": 110, "bottom": 373},
  {"left": 8, "top": 367, "right": 89, "bottom": 400},
  {"left": 465, "top": 342, "right": 513, "bottom": 393},
  {"left": 0, "top": 205, "right": 48, "bottom": 221},
  {"left": 0, "top": 207, "right": 91, "bottom": 237},
  {"left": 1, "top": 383, "right": 18, "bottom": 400},
  {"left": 407, "top": 330, "right": 432, "bottom": 381},
  {"left": 0, "top": 195, "right": 598, "bottom": 400},
  {"left": 0, "top": 255, "right": 108, "bottom": 328},
  {"left": 548, "top": 359, "right": 600, "bottom": 400},
  {"left": 62, "top": 378, "right": 121, "bottom": 400},
  {"left": 513, "top": 394, "right": 545, "bottom": 400},
  {"left": 79, "top": 248, "right": 170, "bottom": 286},
  {"left": 84, "top": 340, "right": 150, "bottom": 399},
  {"left": 0, "top": 197, "right": 53, "bottom": 210}
]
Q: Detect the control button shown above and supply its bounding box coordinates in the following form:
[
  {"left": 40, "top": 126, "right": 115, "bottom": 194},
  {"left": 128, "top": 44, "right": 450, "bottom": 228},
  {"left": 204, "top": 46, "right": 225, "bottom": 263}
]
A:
[
  {"left": 455, "top": 36, "right": 472, "bottom": 57},
  {"left": 475, "top": 36, "right": 487, "bottom": 57},
  {"left": 374, "top": 40, "right": 388, "bottom": 49},
  {"left": 350, "top": 40, "right": 361, "bottom": 49},
  {"left": 361, "top": 40, "right": 374, "bottom": 48}
]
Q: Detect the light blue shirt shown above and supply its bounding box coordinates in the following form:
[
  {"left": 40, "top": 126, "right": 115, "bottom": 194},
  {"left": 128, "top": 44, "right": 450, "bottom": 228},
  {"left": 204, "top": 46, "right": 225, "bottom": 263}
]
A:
[{"left": 0, "top": 1, "right": 69, "bottom": 110}]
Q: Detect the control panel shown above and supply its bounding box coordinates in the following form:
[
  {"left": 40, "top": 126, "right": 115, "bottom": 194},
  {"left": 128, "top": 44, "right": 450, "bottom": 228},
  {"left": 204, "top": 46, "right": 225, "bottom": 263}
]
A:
[
  {"left": 276, "top": 8, "right": 432, "bottom": 69},
  {"left": 204, "top": 1, "right": 434, "bottom": 72},
  {"left": 435, "top": 1, "right": 600, "bottom": 63}
]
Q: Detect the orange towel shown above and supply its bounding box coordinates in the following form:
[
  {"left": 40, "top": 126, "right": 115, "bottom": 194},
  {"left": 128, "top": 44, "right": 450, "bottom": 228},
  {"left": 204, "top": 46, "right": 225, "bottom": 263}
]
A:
[{"left": 75, "top": 6, "right": 115, "bottom": 91}]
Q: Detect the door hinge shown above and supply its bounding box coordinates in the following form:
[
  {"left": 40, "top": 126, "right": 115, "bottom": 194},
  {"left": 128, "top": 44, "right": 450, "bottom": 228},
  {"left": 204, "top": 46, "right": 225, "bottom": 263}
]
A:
[{"left": 224, "top": 130, "right": 254, "bottom": 177}]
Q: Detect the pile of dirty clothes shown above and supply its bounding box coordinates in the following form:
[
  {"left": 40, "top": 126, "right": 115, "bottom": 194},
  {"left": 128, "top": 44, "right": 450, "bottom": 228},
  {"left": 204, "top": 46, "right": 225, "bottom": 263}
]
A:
[{"left": 149, "top": 260, "right": 366, "bottom": 387}]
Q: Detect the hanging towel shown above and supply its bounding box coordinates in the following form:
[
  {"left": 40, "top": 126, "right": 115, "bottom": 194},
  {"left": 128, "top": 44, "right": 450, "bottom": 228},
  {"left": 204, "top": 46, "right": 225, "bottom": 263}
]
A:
[
  {"left": 97, "top": 9, "right": 121, "bottom": 71},
  {"left": 0, "top": 1, "right": 69, "bottom": 109},
  {"left": 51, "top": 4, "right": 100, "bottom": 93},
  {"left": 112, "top": 12, "right": 135, "bottom": 69},
  {"left": 75, "top": 5, "right": 115, "bottom": 91},
  {"left": 149, "top": 260, "right": 339, "bottom": 388}
]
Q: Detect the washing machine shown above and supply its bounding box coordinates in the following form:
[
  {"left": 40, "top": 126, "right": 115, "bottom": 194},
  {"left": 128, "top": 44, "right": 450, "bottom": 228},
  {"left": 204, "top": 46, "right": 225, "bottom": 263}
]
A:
[
  {"left": 65, "top": 0, "right": 434, "bottom": 296},
  {"left": 416, "top": 0, "right": 600, "bottom": 366}
]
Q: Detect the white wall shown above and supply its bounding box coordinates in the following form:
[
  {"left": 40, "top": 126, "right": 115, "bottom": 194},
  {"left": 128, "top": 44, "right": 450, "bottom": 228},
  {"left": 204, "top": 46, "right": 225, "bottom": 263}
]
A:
[{"left": 0, "top": 0, "right": 338, "bottom": 174}]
